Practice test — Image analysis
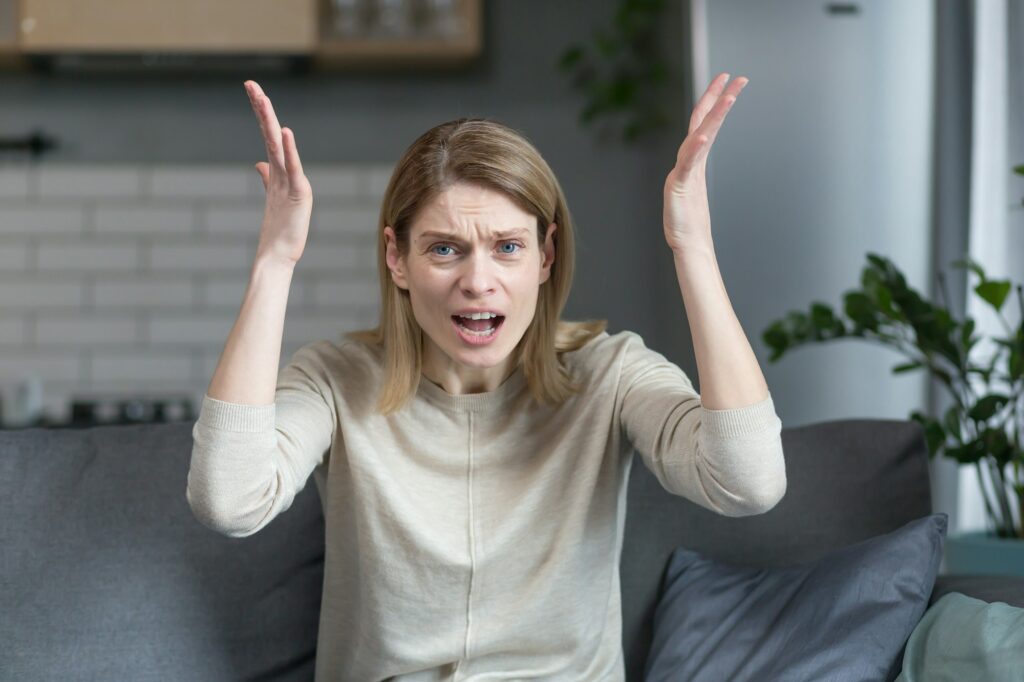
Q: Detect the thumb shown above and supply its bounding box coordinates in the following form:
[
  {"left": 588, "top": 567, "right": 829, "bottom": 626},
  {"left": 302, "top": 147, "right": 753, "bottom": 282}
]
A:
[{"left": 254, "top": 162, "right": 269, "bottom": 190}]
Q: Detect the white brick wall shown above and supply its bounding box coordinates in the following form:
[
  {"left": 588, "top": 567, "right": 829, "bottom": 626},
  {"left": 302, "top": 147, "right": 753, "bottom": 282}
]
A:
[{"left": 0, "top": 161, "right": 390, "bottom": 426}]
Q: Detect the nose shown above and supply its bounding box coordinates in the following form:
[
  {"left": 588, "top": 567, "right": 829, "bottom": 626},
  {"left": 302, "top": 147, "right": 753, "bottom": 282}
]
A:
[{"left": 459, "top": 250, "right": 497, "bottom": 297}]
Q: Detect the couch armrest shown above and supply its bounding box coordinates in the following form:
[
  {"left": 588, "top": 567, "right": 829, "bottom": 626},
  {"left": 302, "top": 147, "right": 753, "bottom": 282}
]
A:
[{"left": 930, "top": 574, "right": 1024, "bottom": 608}]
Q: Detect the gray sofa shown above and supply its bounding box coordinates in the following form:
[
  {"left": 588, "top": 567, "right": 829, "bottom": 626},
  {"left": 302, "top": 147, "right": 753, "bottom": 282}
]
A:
[{"left": 2, "top": 415, "right": 1023, "bottom": 681}]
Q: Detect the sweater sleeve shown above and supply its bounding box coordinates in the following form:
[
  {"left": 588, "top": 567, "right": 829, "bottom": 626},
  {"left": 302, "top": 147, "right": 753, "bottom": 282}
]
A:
[
  {"left": 186, "top": 341, "right": 337, "bottom": 537},
  {"left": 617, "top": 331, "right": 786, "bottom": 517}
]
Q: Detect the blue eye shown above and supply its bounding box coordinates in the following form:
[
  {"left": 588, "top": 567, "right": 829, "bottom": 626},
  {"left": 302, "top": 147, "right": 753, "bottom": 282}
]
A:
[{"left": 430, "top": 241, "right": 524, "bottom": 257}]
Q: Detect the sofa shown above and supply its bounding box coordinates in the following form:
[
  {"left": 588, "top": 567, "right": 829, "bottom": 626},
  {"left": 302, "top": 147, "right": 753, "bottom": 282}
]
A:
[{"left": 2, "top": 414, "right": 1023, "bottom": 681}]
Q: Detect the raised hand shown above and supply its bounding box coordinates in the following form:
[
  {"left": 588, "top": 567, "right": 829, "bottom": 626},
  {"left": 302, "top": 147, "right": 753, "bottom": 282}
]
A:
[
  {"left": 245, "top": 80, "right": 313, "bottom": 266},
  {"left": 663, "top": 72, "right": 748, "bottom": 255}
]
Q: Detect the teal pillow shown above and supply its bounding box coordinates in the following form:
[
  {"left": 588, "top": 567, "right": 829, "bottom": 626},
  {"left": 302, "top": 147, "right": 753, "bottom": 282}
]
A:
[
  {"left": 895, "top": 591, "right": 1024, "bottom": 681},
  {"left": 645, "top": 514, "right": 947, "bottom": 682}
]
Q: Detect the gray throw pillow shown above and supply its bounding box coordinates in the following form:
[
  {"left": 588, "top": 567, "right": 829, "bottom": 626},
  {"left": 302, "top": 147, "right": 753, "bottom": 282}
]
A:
[{"left": 644, "top": 513, "right": 947, "bottom": 682}]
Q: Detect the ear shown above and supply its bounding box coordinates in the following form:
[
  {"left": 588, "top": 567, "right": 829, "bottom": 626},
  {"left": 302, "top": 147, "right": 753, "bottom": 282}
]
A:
[
  {"left": 384, "top": 226, "right": 409, "bottom": 291},
  {"left": 539, "top": 221, "right": 556, "bottom": 285}
]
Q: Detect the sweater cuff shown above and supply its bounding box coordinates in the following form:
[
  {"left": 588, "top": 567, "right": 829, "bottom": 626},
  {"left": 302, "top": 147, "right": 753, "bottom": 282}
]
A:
[
  {"left": 197, "top": 394, "right": 276, "bottom": 433},
  {"left": 700, "top": 392, "right": 780, "bottom": 440}
]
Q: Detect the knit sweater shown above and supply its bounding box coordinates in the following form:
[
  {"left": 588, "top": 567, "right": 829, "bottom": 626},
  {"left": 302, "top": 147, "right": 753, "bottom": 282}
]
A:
[{"left": 186, "top": 329, "right": 786, "bottom": 681}]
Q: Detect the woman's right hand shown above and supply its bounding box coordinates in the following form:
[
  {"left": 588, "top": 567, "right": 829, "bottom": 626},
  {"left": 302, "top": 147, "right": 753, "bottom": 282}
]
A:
[{"left": 245, "top": 80, "right": 313, "bottom": 267}]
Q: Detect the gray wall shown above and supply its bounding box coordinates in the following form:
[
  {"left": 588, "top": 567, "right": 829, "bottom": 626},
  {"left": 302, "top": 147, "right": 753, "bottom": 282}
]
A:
[{"left": 0, "top": 0, "right": 698, "bottom": 374}]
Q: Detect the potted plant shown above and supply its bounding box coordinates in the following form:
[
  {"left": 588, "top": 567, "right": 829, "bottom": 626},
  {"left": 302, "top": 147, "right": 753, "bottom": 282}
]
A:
[
  {"left": 557, "top": 0, "right": 674, "bottom": 143},
  {"left": 760, "top": 167, "right": 1024, "bottom": 575}
]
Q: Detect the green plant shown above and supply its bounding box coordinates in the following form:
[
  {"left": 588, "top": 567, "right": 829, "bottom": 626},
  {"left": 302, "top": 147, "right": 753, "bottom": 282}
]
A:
[
  {"left": 557, "top": 0, "right": 673, "bottom": 143},
  {"left": 762, "top": 165, "right": 1024, "bottom": 539}
]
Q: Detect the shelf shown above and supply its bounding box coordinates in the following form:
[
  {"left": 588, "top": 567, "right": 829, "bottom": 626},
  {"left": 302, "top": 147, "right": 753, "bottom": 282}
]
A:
[
  {"left": 313, "top": 0, "right": 482, "bottom": 69},
  {"left": 312, "top": 37, "right": 480, "bottom": 69}
]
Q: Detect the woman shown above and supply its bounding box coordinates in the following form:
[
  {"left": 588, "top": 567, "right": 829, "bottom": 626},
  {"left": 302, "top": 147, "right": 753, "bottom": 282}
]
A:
[{"left": 187, "top": 73, "right": 786, "bottom": 682}]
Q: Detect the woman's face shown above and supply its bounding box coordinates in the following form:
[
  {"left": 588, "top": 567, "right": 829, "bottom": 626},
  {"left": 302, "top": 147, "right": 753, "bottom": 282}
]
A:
[{"left": 384, "top": 181, "right": 556, "bottom": 393}]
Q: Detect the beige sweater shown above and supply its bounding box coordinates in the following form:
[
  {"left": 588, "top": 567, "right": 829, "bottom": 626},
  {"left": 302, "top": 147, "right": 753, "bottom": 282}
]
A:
[{"left": 186, "top": 329, "right": 786, "bottom": 681}]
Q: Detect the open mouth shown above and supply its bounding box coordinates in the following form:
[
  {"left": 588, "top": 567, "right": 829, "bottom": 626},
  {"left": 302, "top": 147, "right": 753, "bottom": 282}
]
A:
[{"left": 451, "top": 314, "right": 505, "bottom": 337}]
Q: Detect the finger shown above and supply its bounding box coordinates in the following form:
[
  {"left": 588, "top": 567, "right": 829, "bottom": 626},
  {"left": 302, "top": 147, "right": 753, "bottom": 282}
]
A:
[
  {"left": 673, "top": 134, "right": 708, "bottom": 180},
  {"left": 245, "top": 81, "right": 270, "bottom": 149},
  {"left": 244, "top": 81, "right": 274, "bottom": 162},
  {"left": 688, "top": 72, "right": 730, "bottom": 134},
  {"left": 281, "top": 127, "right": 306, "bottom": 188},
  {"left": 254, "top": 162, "right": 269, "bottom": 190},
  {"left": 685, "top": 77, "right": 748, "bottom": 165},
  {"left": 699, "top": 77, "right": 747, "bottom": 140},
  {"left": 245, "top": 80, "right": 287, "bottom": 172},
  {"left": 691, "top": 73, "right": 748, "bottom": 132}
]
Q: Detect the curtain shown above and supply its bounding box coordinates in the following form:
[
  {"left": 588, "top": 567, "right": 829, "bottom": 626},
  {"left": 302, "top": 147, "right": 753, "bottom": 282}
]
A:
[{"left": 938, "top": 0, "right": 1024, "bottom": 535}]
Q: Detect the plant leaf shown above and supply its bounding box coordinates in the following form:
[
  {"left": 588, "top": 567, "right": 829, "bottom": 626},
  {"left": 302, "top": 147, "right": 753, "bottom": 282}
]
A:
[
  {"left": 810, "top": 302, "right": 838, "bottom": 337},
  {"left": 944, "top": 443, "right": 972, "bottom": 464},
  {"left": 843, "top": 292, "right": 879, "bottom": 331},
  {"left": 910, "top": 410, "right": 946, "bottom": 458},
  {"left": 1010, "top": 342, "right": 1024, "bottom": 382},
  {"left": 762, "top": 321, "right": 789, "bottom": 356},
  {"left": 950, "top": 257, "right": 987, "bottom": 282},
  {"left": 981, "top": 426, "right": 1013, "bottom": 468},
  {"left": 975, "top": 280, "right": 1012, "bottom": 312},
  {"left": 893, "top": 361, "right": 924, "bottom": 374},
  {"left": 943, "top": 405, "right": 962, "bottom": 443},
  {"left": 558, "top": 45, "right": 586, "bottom": 70},
  {"left": 950, "top": 438, "right": 988, "bottom": 464},
  {"left": 960, "top": 318, "right": 977, "bottom": 354},
  {"left": 967, "top": 393, "right": 1011, "bottom": 422}
]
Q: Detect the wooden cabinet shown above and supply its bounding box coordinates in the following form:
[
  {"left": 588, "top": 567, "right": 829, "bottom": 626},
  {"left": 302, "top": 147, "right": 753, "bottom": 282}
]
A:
[
  {"left": 17, "top": 0, "right": 318, "bottom": 52},
  {"left": 0, "top": 0, "right": 481, "bottom": 70}
]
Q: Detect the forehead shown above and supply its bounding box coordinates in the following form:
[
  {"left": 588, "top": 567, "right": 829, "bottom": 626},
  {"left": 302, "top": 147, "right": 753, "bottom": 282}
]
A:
[{"left": 413, "top": 183, "right": 534, "bottom": 240}]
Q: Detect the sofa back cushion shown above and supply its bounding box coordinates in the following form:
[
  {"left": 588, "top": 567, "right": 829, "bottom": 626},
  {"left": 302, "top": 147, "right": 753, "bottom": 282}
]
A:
[{"left": 0, "top": 421, "right": 325, "bottom": 682}]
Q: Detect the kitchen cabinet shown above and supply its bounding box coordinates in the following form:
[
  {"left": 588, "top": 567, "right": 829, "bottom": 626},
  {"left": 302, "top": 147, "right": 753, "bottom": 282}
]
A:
[
  {"left": 18, "top": 0, "right": 318, "bottom": 52},
  {"left": 0, "top": 0, "right": 481, "bottom": 71}
]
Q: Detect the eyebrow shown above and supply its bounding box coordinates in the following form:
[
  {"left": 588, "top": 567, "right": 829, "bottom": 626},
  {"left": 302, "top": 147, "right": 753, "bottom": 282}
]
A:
[{"left": 417, "top": 228, "right": 532, "bottom": 243}]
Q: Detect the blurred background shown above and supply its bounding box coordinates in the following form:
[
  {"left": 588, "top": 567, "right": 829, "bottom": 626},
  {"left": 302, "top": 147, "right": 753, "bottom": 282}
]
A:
[{"left": 0, "top": 0, "right": 1021, "bottom": 537}]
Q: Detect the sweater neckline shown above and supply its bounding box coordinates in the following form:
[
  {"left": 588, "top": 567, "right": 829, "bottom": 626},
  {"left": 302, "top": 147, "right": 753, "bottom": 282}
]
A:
[{"left": 415, "top": 365, "right": 526, "bottom": 412}]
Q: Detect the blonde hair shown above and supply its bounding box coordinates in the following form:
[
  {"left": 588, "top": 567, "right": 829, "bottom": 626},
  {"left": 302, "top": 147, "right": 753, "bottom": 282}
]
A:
[{"left": 344, "top": 117, "right": 607, "bottom": 415}]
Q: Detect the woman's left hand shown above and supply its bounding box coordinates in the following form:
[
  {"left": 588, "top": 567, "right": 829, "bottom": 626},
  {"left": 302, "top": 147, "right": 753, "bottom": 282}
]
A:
[{"left": 663, "top": 72, "right": 749, "bottom": 255}]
